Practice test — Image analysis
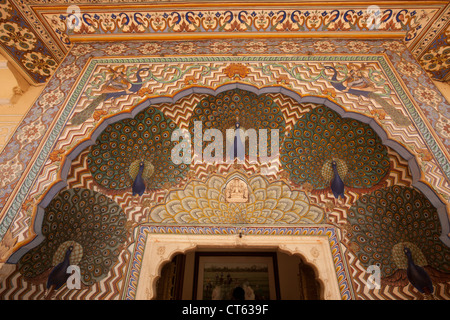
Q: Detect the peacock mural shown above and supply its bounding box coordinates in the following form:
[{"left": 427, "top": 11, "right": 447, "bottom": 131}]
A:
[
  {"left": 346, "top": 185, "right": 450, "bottom": 297},
  {"left": 4, "top": 85, "right": 449, "bottom": 300},
  {"left": 281, "top": 106, "right": 391, "bottom": 199},
  {"left": 70, "top": 66, "right": 151, "bottom": 126},
  {"left": 17, "top": 188, "right": 128, "bottom": 297},
  {"left": 188, "top": 89, "right": 286, "bottom": 162},
  {"left": 87, "top": 107, "right": 189, "bottom": 195}
]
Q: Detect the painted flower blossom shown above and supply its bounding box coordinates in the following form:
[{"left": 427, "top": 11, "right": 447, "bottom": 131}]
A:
[
  {"left": 38, "top": 88, "right": 65, "bottom": 109},
  {"left": 138, "top": 42, "right": 162, "bottom": 55},
  {"left": 0, "top": 158, "right": 23, "bottom": 188},
  {"left": 312, "top": 41, "right": 336, "bottom": 53},
  {"left": 435, "top": 114, "right": 450, "bottom": 139},
  {"left": 174, "top": 42, "right": 197, "bottom": 54},
  {"left": 103, "top": 43, "right": 127, "bottom": 55},
  {"left": 22, "top": 51, "right": 57, "bottom": 76},
  {"left": 381, "top": 41, "right": 405, "bottom": 53},
  {"left": 16, "top": 119, "right": 46, "bottom": 144},
  {"left": 413, "top": 85, "right": 442, "bottom": 108},
  {"left": 347, "top": 41, "right": 371, "bottom": 53},
  {"left": 420, "top": 46, "right": 450, "bottom": 72},
  {"left": 0, "top": 2, "right": 12, "bottom": 20},
  {"left": 397, "top": 61, "right": 422, "bottom": 78},
  {"left": 71, "top": 44, "right": 94, "bottom": 56},
  {"left": 0, "top": 22, "right": 37, "bottom": 51},
  {"left": 209, "top": 41, "right": 232, "bottom": 54},
  {"left": 279, "top": 41, "right": 301, "bottom": 53},
  {"left": 57, "top": 64, "right": 80, "bottom": 81},
  {"left": 245, "top": 41, "right": 267, "bottom": 53}
]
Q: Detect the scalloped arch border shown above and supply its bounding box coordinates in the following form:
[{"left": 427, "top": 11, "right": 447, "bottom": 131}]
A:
[{"left": 8, "top": 82, "right": 450, "bottom": 263}]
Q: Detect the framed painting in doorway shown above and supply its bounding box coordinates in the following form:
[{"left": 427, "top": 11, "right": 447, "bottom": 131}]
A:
[{"left": 193, "top": 252, "right": 280, "bottom": 300}]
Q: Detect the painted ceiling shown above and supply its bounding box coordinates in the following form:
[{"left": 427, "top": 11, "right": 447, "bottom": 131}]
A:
[
  {"left": 0, "top": 1, "right": 449, "bottom": 301},
  {"left": 0, "top": 1, "right": 449, "bottom": 84}
]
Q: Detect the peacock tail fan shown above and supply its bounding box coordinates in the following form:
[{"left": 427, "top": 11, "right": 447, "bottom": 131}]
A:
[
  {"left": 87, "top": 107, "right": 188, "bottom": 194},
  {"left": 17, "top": 188, "right": 128, "bottom": 286},
  {"left": 281, "top": 106, "right": 390, "bottom": 192},
  {"left": 188, "top": 89, "right": 286, "bottom": 158},
  {"left": 347, "top": 186, "right": 450, "bottom": 282}
]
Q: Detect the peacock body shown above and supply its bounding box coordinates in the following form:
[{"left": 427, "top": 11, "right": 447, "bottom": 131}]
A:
[
  {"left": 281, "top": 106, "right": 390, "bottom": 193},
  {"left": 404, "top": 247, "right": 434, "bottom": 295},
  {"left": 46, "top": 246, "right": 73, "bottom": 291},
  {"left": 87, "top": 107, "right": 188, "bottom": 193},
  {"left": 18, "top": 188, "right": 128, "bottom": 287},
  {"left": 132, "top": 161, "right": 146, "bottom": 196}
]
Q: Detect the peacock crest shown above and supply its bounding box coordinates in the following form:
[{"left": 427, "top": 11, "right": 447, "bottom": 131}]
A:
[
  {"left": 281, "top": 106, "right": 390, "bottom": 192},
  {"left": 87, "top": 107, "right": 188, "bottom": 193}
]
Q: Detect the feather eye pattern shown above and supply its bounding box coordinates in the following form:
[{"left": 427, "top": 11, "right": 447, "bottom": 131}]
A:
[
  {"left": 87, "top": 107, "right": 188, "bottom": 193},
  {"left": 281, "top": 106, "right": 390, "bottom": 192},
  {"left": 18, "top": 188, "right": 127, "bottom": 286},
  {"left": 188, "top": 89, "right": 286, "bottom": 158},
  {"left": 346, "top": 186, "right": 450, "bottom": 281}
]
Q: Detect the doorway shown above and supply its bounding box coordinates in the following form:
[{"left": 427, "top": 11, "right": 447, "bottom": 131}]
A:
[{"left": 155, "top": 249, "right": 322, "bottom": 300}]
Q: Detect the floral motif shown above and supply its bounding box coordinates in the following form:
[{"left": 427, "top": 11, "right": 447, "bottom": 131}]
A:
[
  {"left": 148, "top": 173, "right": 324, "bottom": 224},
  {"left": 223, "top": 63, "right": 250, "bottom": 79},
  {"left": 16, "top": 119, "right": 46, "bottom": 144},
  {"left": 48, "top": 148, "right": 65, "bottom": 162},
  {"left": 413, "top": 85, "right": 443, "bottom": 108},
  {"left": 381, "top": 41, "right": 406, "bottom": 53},
  {"left": 103, "top": 43, "right": 127, "bottom": 55},
  {"left": 415, "top": 148, "right": 433, "bottom": 162},
  {"left": 312, "top": 41, "right": 336, "bottom": 53},
  {"left": 279, "top": 41, "right": 300, "bottom": 53},
  {"left": 70, "top": 44, "right": 94, "bottom": 56},
  {"left": 209, "top": 41, "right": 232, "bottom": 54},
  {"left": 137, "top": 87, "right": 152, "bottom": 97},
  {"left": 0, "top": 158, "right": 23, "bottom": 189},
  {"left": 0, "top": 22, "right": 37, "bottom": 51},
  {"left": 38, "top": 88, "right": 65, "bottom": 109},
  {"left": 138, "top": 42, "right": 162, "bottom": 55},
  {"left": 397, "top": 61, "right": 422, "bottom": 78},
  {"left": 22, "top": 52, "right": 57, "bottom": 76},
  {"left": 245, "top": 41, "right": 267, "bottom": 53},
  {"left": 93, "top": 110, "right": 108, "bottom": 121},
  {"left": 347, "top": 41, "right": 371, "bottom": 53},
  {"left": 370, "top": 109, "right": 387, "bottom": 120},
  {"left": 0, "top": 3, "right": 12, "bottom": 20},
  {"left": 420, "top": 46, "right": 450, "bottom": 73},
  {"left": 174, "top": 42, "right": 197, "bottom": 54},
  {"left": 435, "top": 114, "right": 450, "bottom": 139},
  {"left": 57, "top": 64, "right": 80, "bottom": 81}
]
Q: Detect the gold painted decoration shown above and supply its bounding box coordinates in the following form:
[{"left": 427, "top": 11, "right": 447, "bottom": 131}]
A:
[{"left": 148, "top": 172, "right": 324, "bottom": 225}]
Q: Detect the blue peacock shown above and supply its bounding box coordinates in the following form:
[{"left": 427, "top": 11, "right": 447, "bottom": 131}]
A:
[
  {"left": 347, "top": 186, "right": 450, "bottom": 298},
  {"left": 87, "top": 107, "right": 188, "bottom": 195},
  {"left": 70, "top": 66, "right": 151, "bottom": 126},
  {"left": 324, "top": 65, "right": 411, "bottom": 127},
  {"left": 17, "top": 188, "right": 128, "bottom": 296},
  {"left": 281, "top": 106, "right": 391, "bottom": 200},
  {"left": 188, "top": 89, "right": 286, "bottom": 162}
]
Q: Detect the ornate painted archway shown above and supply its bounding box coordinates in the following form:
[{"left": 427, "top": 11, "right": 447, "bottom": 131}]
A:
[{"left": 1, "top": 39, "right": 449, "bottom": 300}]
